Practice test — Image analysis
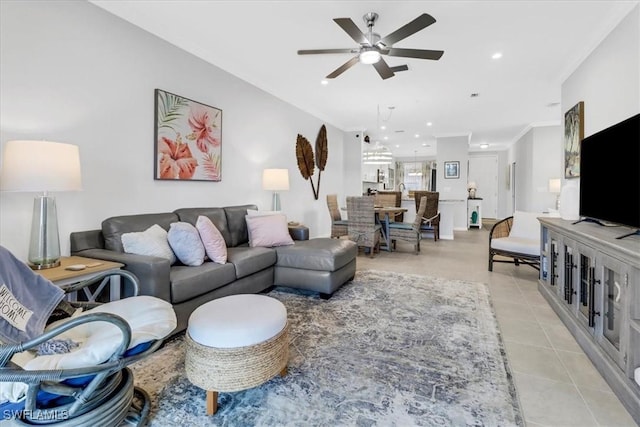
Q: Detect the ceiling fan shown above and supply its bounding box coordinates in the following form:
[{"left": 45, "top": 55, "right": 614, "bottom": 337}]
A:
[{"left": 298, "top": 12, "right": 444, "bottom": 80}]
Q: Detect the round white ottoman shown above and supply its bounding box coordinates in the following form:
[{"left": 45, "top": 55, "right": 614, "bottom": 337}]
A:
[{"left": 185, "top": 294, "right": 289, "bottom": 415}]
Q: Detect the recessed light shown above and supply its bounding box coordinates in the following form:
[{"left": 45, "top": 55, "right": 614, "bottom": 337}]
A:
[
  {"left": 395, "top": 144, "right": 400, "bottom": 148},
  {"left": 421, "top": 143, "right": 428, "bottom": 146},
  {"left": 414, "top": 134, "right": 420, "bottom": 138},
  {"left": 383, "top": 136, "right": 388, "bottom": 140},
  {"left": 426, "top": 122, "right": 432, "bottom": 126},
  {"left": 380, "top": 125, "right": 386, "bottom": 130},
  {"left": 492, "top": 52, "right": 502, "bottom": 59},
  {"left": 320, "top": 80, "right": 329, "bottom": 85},
  {"left": 480, "top": 143, "right": 489, "bottom": 149}
]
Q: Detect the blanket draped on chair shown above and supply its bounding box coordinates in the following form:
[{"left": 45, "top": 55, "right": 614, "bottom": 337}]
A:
[{"left": 0, "top": 246, "right": 64, "bottom": 343}]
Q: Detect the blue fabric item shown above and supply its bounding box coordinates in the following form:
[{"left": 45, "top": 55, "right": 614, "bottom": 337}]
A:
[{"left": 0, "top": 246, "right": 64, "bottom": 343}]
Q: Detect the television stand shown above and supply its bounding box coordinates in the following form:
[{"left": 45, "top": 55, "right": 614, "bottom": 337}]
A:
[{"left": 616, "top": 229, "right": 640, "bottom": 240}]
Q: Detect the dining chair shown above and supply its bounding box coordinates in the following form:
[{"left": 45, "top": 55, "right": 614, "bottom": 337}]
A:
[
  {"left": 388, "top": 196, "right": 427, "bottom": 254},
  {"left": 326, "top": 194, "right": 348, "bottom": 238},
  {"left": 346, "top": 196, "right": 381, "bottom": 257},
  {"left": 413, "top": 191, "right": 440, "bottom": 241},
  {"left": 374, "top": 191, "right": 404, "bottom": 222}
]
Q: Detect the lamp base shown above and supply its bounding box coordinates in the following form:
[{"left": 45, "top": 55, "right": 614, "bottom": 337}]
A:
[
  {"left": 29, "top": 259, "right": 61, "bottom": 270},
  {"left": 28, "top": 195, "right": 61, "bottom": 270},
  {"left": 272, "top": 192, "right": 281, "bottom": 211}
]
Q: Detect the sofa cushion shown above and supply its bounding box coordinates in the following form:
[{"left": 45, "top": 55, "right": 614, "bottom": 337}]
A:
[
  {"left": 226, "top": 247, "right": 277, "bottom": 279},
  {"left": 509, "top": 211, "right": 541, "bottom": 242},
  {"left": 168, "top": 222, "right": 205, "bottom": 266},
  {"left": 491, "top": 236, "right": 539, "bottom": 257},
  {"left": 275, "top": 238, "right": 357, "bottom": 272},
  {"left": 174, "top": 208, "right": 231, "bottom": 247},
  {"left": 224, "top": 204, "right": 257, "bottom": 247},
  {"left": 103, "top": 213, "right": 178, "bottom": 252},
  {"left": 169, "top": 262, "right": 236, "bottom": 304}
]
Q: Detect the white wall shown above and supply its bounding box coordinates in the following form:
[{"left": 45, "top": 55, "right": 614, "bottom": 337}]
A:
[
  {"left": 562, "top": 4, "right": 639, "bottom": 140},
  {"left": 436, "top": 135, "right": 469, "bottom": 230},
  {"left": 0, "top": 1, "right": 347, "bottom": 260}
]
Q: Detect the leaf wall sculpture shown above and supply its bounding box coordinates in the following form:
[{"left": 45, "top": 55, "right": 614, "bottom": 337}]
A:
[
  {"left": 314, "top": 125, "right": 328, "bottom": 199},
  {"left": 296, "top": 134, "right": 317, "bottom": 198}
]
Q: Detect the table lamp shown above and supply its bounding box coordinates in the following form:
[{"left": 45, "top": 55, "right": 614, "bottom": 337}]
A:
[
  {"left": 549, "top": 178, "right": 561, "bottom": 210},
  {"left": 262, "top": 169, "right": 289, "bottom": 211},
  {"left": 0, "top": 140, "right": 82, "bottom": 269}
]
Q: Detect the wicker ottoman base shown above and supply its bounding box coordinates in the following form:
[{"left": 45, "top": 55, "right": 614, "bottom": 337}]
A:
[{"left": 184, "top": 295, "right": 289, "bottom": 415}]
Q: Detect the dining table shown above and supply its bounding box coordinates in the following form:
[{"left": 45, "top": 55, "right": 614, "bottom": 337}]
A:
[{"left": 374, "top": 206, "right": 408, "bottom": 251}]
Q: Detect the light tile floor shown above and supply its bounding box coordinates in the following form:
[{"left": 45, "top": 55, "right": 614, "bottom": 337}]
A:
[{"left": 356, "top": 226, "right": 638, "bottom": 427}]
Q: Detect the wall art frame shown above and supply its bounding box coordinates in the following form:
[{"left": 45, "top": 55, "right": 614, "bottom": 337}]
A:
[
  {"left": 444, "top": 161, "right": 460, "bottom": 179},
  {"left": 564, "top": 101, "right": 583, "bottom": 179},
  {"left": 154, "top": 89, "right": 222, "bottom": 181}
]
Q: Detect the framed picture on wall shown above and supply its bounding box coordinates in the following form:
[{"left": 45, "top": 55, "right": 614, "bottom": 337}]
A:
[
  {"left": 444, "top": 161, "right": 460, "bottom": 179},
  {"left": 154, "top": 89, "right": 222, "bottom": 181},
  {"left": 564, "top": 101, "right": 584, "bottom": 178}
]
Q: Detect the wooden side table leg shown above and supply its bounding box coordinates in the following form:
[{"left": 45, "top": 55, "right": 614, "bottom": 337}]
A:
[{"left": 206, "top": 390, "right": 218, "bottom": 415}]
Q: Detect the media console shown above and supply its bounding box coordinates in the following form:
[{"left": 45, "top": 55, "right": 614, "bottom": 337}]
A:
[{"left": 538, "top": 217, "right": 640, "bottom": 423}]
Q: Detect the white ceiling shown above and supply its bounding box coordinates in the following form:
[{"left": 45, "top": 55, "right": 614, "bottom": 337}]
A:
[{"left": 90, "top": 0, "right": 637, "bottom": 158}]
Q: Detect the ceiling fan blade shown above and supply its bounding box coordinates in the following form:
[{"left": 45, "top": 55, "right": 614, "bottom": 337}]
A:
[
  {"left": 386, "top": 48, "right": 444, "bottom": 60},
  {"left": 373, "top": 58, "right": 395, "bottom": 80},
  {"left": 333, "top": 18, "right": 370, "bottom": 46},
  {"left": 378, "top": 13, "right": 436, "bottom": 47},
  {"left": 326, "top": 56, "right": 360, "bottom": 79},
  {"left": 390, "top": 65, "right": 409, "bottom": 73},
  {"left": 298, "top": 48, "right": 358, "bottom": 55}
]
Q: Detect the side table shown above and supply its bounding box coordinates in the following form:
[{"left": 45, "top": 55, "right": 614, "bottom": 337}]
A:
[
  {"left": 35, "top": 256, "right": 124, "bottom": 302},
  {"left": 288, "top": 224, "right": 309, "bottom": 241}
]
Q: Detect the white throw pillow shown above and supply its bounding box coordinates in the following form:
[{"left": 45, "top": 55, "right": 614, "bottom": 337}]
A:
[
  {"left": 121, "top": 224, "right": 176, "bottom": 264},
  {"left": 245, "top": 214, "right": 294, "bottom": 248},
  {"left": 168, "top": 222, "right": 205, "bottom": 266},
  {"left": 246, "top": 209, "right": 282, "bottom": 217},
  {"left": 509, "top": 211, "right": 541, "bottom": 242}
]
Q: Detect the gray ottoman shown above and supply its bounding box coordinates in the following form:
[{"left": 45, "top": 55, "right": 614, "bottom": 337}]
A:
[{"left": 274, "top": 238, "right": 357, "bottom": 299}]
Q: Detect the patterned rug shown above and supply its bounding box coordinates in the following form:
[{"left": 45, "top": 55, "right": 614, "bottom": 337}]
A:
[{"left": 131, "top": 270, "right": 523, "bottom": 426}]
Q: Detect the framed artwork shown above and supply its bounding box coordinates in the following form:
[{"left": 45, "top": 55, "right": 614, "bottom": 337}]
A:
[
  {"left": 564, "top": 101, "right": 583, "bottom": 178},
  {"left": 444, "top": 161, "right": 460, "bottom": 179},
  {"left": 154, "top": 89, "right": 222, "bottom": 181}
]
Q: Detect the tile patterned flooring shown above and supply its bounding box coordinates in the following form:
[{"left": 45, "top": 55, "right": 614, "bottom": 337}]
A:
[{"left": 356, "top": 226, "right": 638, "bottom": 427}]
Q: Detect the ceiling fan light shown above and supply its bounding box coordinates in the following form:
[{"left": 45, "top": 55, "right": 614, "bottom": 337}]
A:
[{"left": 360, "top": 49, "right": 381, "bottom": 64}]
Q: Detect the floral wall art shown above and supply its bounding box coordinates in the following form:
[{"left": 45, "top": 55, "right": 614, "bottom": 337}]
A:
[
  {"left": 564, "top": 101, "right": 583, "bottom": 178},
  {"left": 154, "top": 89, "right": 222, "bottom": 181}
]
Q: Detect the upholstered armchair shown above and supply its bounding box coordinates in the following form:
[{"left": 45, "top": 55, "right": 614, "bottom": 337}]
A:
[
  {"left": 388, "top": 196, "right": 427, "bottom": 254},
  {"left": 346, "top": 196, "right": 381, "bottom": 257},
  {"left": 326, "top": 194, "right": 348, "bottom": 238},
  {"left": 0, "top": 245, "right": 176, "bottom": 426}
]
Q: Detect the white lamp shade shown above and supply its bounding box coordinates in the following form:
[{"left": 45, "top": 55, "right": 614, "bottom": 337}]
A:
[
  {"left": 1, "top": 140, "right": 82, "bottom": 192},
  {"left": 548, "top": 178, "right": 561, "bottom": 193},
  {"left": 262, "top": 169, "right": 289, "bottom": 191}
]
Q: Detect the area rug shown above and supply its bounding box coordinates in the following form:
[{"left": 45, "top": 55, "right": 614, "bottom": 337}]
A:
[{"left": 131, "top": 270, "right": 524, "bottom": 426}]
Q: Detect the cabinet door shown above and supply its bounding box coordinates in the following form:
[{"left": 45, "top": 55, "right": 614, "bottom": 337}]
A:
[
  {"left": 596, "top": 253, "right": 631, "bottom": 370},
  {"left": 575, "top": 244, "right": 598, "bottom": 333}
]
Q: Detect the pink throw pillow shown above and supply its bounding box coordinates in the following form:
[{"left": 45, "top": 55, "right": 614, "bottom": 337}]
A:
[
  {"left": 245, "top": 214, "right": 295, "bottom": 248},
  {"left": 195, "top": 216, "right": 227, "bottom": 264}
]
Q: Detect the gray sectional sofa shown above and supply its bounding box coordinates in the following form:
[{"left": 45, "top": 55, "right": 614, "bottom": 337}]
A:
[{"left": 70, "top": 204, "right": 357, "bottom": 333}]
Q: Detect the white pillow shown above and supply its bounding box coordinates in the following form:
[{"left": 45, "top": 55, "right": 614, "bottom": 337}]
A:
[
  {"left": 121, "top": 224, "right": 176, "bottom": 264},
  {"left": 168, "top": 222, "right": 205, "bottom": 266},
  {"left": 245, "top": 214, "right": 294, "bottom": 247},
  {"left": 509, "top": 211, "right": 542, "bottom": 241}
]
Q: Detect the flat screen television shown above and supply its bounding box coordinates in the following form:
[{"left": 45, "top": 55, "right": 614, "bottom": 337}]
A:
[{"left": 579, "top": 113, "right": 640, "bottom": 232}]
